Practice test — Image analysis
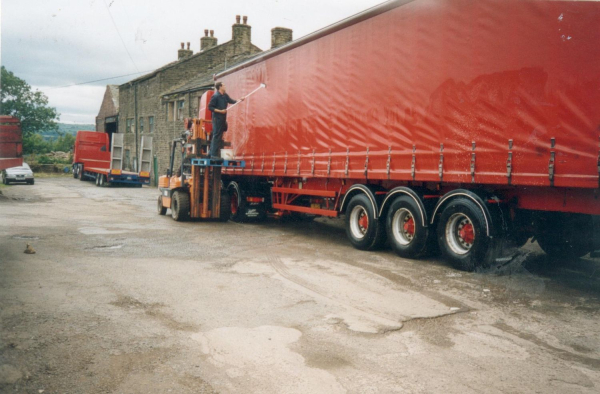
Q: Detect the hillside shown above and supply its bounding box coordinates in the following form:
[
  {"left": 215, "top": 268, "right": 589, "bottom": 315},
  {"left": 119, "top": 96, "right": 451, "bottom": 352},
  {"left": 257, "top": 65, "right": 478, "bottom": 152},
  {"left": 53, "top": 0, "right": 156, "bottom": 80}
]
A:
[{"left": 42, "top": 123, "right": 95, "bottom": 140}]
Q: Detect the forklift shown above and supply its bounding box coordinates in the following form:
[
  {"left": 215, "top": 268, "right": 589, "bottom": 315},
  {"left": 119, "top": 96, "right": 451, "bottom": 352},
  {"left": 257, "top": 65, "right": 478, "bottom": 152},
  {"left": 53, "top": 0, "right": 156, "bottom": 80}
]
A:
[{"left": 157, "top": 91, "right": 245, "bottom": 221}]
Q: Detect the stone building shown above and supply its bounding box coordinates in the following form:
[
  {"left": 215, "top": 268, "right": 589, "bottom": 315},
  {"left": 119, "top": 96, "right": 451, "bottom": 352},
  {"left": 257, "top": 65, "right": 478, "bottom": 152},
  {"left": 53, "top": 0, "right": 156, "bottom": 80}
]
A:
[
  {"left": 113, "top": 16, "right": 292, "bottom": 176},
  {"left": 95, "top": 85, "right": 119, "bottom": 139}
]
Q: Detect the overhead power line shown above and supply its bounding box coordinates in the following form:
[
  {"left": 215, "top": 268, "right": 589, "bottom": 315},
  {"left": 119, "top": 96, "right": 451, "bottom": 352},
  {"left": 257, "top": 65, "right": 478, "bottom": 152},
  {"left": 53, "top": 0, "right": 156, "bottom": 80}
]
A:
[
  {"left": 101, "top": 0, "right": 140, "bottom": 73},
  {"left": 48, "top": 70, "right": 154, "bottom": 89}
]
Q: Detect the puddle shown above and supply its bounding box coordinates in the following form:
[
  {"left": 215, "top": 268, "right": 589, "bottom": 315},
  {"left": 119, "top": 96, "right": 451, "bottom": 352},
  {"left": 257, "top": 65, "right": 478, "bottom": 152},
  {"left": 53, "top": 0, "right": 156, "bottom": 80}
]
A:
[
  {"left": 78, "top": 227, "right": 127, "bottom": 235},
  {"left": 12, "top": 235, "right": 40, "bottom": 240},
  {"left": 86, "top": 244, "right": 123, "bottom": 251}
]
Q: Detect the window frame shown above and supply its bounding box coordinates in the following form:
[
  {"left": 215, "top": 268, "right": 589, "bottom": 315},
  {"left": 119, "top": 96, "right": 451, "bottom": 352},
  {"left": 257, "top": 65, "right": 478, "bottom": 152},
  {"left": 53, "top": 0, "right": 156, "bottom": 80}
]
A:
[
  {"left": 176, "top": 100, "right": 185, "bottom": 121},
  {"left": 148, "top": 116, "right": 155, "bottom": 133},
  {"left": 126, "top": 118, "right": 135, "bottom": 133}
]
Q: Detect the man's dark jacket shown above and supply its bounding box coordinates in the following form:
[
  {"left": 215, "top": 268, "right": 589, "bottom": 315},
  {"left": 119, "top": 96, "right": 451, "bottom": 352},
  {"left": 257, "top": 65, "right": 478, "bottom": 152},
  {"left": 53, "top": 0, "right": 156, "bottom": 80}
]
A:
[{"left": 208, "top": 91, "right": 237, "bottom": 133}]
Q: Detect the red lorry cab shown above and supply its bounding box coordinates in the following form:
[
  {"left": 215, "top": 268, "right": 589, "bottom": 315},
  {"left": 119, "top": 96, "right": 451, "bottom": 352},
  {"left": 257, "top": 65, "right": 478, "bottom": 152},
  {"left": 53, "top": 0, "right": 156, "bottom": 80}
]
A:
[
  {"left": 73, "top": 131, "right": 111, "bottom": 172},
  {"left": 0, "top": 116, "right": 23, "bottom": 170}
]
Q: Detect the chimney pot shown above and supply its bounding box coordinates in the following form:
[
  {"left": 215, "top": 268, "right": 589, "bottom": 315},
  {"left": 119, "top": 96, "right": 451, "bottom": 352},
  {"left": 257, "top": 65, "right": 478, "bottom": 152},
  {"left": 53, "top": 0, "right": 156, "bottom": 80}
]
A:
[
  {"left": 271, "top": 27, "right": 293, "bottom": 49},
  {"left": 210, "top": 30, "right": 214, "bottom": 37},
  {"left": 243, "top": 16, "right": 248, "bottom": 24},
  {"left": 181, "top": 42, "right": 184, "bottom": 49},
  {"left": 187, "top": 42, "right": 190, "bottom": 49},
  {"left": 236, "top": 15, "right": 241, "bottom": 24},
  {"left": 204, "top": 29, "right": 208, "bottom": 37}
]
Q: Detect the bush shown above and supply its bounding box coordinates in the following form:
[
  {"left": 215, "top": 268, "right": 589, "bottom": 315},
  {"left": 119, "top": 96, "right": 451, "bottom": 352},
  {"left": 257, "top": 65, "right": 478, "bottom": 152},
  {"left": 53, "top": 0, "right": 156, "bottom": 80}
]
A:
[{"left": 23, "top": 134, "right": 53, "bottom": 155}]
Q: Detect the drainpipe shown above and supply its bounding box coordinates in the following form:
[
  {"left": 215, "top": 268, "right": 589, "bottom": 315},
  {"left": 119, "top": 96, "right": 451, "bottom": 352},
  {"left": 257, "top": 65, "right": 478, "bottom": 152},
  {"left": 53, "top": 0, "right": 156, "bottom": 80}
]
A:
[
  {"left": 188, "top": 92, "right": 192, "bottom": 118},
  {"left": 134, "top": 82, "right": 139, "bottom": 171}
]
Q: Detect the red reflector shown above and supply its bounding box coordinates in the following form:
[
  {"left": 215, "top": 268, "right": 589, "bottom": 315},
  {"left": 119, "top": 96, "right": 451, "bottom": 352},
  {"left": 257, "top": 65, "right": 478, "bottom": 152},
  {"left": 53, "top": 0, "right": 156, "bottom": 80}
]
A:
[{"left": 246, "top": 197, "right": 264, "bottom": 203}]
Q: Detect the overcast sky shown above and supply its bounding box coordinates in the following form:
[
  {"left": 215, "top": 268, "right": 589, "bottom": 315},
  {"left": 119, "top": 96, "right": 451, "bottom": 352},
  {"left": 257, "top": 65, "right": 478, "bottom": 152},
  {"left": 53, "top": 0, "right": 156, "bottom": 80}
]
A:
[{"left": 2, "top": 0, "right": 383, "bottom": 124}]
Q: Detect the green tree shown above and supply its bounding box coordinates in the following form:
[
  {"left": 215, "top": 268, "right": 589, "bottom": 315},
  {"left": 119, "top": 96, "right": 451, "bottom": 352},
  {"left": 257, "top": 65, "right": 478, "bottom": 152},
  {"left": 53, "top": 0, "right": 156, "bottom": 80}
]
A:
[
  {"left": 0, "top": 66, "right": 60, "bottom": 137},
  {"left": 54, "top": 133, "right": 76, "bottom": 152},
  {"left": 22, "top": 134, "right": 52, "bottom": 155}
]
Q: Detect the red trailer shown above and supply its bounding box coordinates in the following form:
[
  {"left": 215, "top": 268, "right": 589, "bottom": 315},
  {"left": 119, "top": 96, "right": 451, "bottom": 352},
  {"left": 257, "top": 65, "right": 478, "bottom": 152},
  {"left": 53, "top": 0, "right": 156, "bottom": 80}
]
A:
[
  {"left": 200, "top": 0, "right": 600, "bottom": 270},
  {"left": 0, "top": 116, "right": 23, "bottom": 171},
  {"left": 73, "top": 131, "right": 153, "bottom": 187}
]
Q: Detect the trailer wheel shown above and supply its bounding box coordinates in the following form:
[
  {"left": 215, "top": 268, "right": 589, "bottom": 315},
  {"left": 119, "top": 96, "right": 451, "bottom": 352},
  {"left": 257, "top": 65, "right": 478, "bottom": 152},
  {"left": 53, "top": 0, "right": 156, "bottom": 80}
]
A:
[
  {"left": 219, "top": 191, "right": 231, "bottom": 222},
  {"left": 345, "top": 194, "right": 386, "bottom": 251},
  {"left": 171, "top": 191, "right": 190, "bottom": 221},
  {"left": 437, "top": 198, "right": 499, "bottom": 271},
  {"left": 73, "top": 166, "right": 78, "bottom": 179},
  {"left": 228, "top": 183, "right": 246, "bottom": 222},
  {"left": 79, "top": 165, "right": 86, "bottom": 181},
  {"left": 99, "top": 175, "right": 106, "bottom": 187},
  {"left": 386, "top": 196, "right": 429, "bottom": 259},
  {"left": 95, "top": 174, "right": 100, "bottom": 186},
  {"left": 157, "top": 195, "right": 167, "bottom": 215},
  {"left": 535, "top": 213, "right": 593, "bottom": 259}
]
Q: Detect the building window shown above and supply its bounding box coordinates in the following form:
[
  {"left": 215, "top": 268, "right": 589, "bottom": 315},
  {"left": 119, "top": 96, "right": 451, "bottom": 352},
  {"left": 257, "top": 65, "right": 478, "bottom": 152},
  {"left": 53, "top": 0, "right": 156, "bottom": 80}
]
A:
[
  {"left": 149, "top": 116, "right": 154, "bottom": 133},
  {"left": 139, "top": 117, "right": 144, "bottom": 133},
  {"left": 168, "top": 102, "right": 175, "bottom": 121},
  {"left": 177, "top": 100, "right": 185, "bottom": 120},
  {"left": 126, "top": 118, "right": 134, "bottom": 133}
]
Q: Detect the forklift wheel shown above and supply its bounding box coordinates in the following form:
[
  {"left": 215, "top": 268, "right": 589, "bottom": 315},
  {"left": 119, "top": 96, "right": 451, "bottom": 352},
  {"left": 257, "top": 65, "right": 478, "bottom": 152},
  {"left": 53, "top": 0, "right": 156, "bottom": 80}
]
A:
[
  {"left": 158, "top": 195, "right": 167, "bottom": 215},
  {"left": 171, "top": 191, "right": 190, "bottom": 221},
  {"left": 219, "top": 191, "right": 231, "bottom": 222}
]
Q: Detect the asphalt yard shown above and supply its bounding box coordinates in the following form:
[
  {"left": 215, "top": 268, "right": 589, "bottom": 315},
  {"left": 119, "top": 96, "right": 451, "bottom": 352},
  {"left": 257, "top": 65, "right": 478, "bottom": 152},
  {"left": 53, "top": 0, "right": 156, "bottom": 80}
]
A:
[{"left": 1, "top": 177, "right": 599, "bottom": 393}]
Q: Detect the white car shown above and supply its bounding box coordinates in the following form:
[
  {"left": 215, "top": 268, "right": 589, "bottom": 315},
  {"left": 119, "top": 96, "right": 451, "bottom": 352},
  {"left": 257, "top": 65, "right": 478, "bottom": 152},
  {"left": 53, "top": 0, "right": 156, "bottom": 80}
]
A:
[{"left": 2, "top": 163, "right": 35, "bottom": 185}]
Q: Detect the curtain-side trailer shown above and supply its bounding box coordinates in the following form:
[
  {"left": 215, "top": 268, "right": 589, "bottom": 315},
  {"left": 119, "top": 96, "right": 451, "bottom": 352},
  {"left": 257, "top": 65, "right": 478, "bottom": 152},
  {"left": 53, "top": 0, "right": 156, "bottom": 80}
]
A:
[{"left": 202, "top": 0, "right": 598, "bottom": 270}]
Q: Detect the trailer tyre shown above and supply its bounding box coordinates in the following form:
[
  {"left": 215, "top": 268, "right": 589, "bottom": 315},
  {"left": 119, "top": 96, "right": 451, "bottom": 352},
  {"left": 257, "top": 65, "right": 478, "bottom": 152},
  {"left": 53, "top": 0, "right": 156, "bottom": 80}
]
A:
[
  {"left": 157, "top": 195, "right": 167, "bottom": 215},
  {"left": 171, "top": 191, "right": 190, "bottom": 221},
  {"left": 437, "top": 198, "right": 498, "bottom": 271},
  {"left": 386, "top": 196, "right": 429, "bottom": 259},
  {"left": 73, "top": 166, "right": 78, "bottom": 179},
  {"left": 345, "top": 194, "right": 386, "bottom": 251},
  {"left": 79, "top": 165, "right": 85, "bottom": 181},
  {"left": 535, "top": 213, "right": 593, "bottom": 259},
  {"left": 99, "top": 174, "right": 106, "bottom": 187},
  {"left": 219, "top": 191, "right": 231, "bottom": 222},
  {"left": 95, "top": 174, "right": 101, "bottom": 186},
  {"left": 227, "top": 183, "right": 246, "bottom": 222}
]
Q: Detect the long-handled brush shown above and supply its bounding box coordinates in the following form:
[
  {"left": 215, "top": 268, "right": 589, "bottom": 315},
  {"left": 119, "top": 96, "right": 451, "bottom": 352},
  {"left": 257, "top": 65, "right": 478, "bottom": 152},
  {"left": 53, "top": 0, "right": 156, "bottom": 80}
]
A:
[{"left": 227, "top": 83, "right": 267, "bottom": 110}]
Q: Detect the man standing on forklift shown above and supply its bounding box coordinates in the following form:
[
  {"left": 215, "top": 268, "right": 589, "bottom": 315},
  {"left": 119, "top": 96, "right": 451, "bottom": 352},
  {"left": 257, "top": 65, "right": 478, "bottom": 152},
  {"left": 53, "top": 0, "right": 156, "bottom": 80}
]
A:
[{"left": 208, "top": 82, "right": 244, "bottom": 160}]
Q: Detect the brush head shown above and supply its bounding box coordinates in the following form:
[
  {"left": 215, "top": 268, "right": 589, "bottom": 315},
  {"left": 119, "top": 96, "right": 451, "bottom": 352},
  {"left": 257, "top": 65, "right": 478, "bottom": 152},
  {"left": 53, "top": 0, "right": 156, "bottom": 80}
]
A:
[{"left": 260, "top": 83, "right": 267, "bottom": 88}]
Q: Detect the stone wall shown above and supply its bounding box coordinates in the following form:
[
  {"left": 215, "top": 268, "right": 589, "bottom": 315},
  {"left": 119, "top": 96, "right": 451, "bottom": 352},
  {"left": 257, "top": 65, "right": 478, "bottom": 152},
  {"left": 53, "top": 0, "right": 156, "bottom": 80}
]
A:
[
  {"left": 95, "top": 85, "right": 118, "bottom": 133},
  {"left": 271, "top": 27, "right": 293, "bottom": 49}
]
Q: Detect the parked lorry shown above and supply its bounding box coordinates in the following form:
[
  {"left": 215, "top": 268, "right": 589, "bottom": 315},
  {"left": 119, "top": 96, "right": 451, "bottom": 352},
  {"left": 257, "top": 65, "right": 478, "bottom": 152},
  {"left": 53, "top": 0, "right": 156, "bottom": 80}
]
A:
[
  {"left": 0, "top": 116, "right": 23, "bottom": 171},
  {"left": 73, "top": 131, "right": 153, "bottom": 187},
  {"left": 165, "top": 0, "right": 600, "bottom": 271}
]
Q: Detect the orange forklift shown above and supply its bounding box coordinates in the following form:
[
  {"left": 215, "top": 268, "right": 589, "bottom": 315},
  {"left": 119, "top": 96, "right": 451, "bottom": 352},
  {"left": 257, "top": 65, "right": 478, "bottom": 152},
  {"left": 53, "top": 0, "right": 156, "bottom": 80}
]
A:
[{"left": 157, "top": 91, "right": 245, "bottom": 221}]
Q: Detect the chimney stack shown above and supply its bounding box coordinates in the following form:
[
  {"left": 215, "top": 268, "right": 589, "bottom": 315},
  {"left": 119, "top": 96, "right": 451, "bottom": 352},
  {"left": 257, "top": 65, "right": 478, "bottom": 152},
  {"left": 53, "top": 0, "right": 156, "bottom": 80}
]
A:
[
  {"left": 178, "top": 41, "right": 193, "bottom": 60},
  {"left": 201, "top": 29, "right": 218, "bottom": 50},
  {"left": 271, "top": 27, "right": 293, "bottom": 49},
  {"left": 232, "top": 15, "right": 251, "bottom": 55}
]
